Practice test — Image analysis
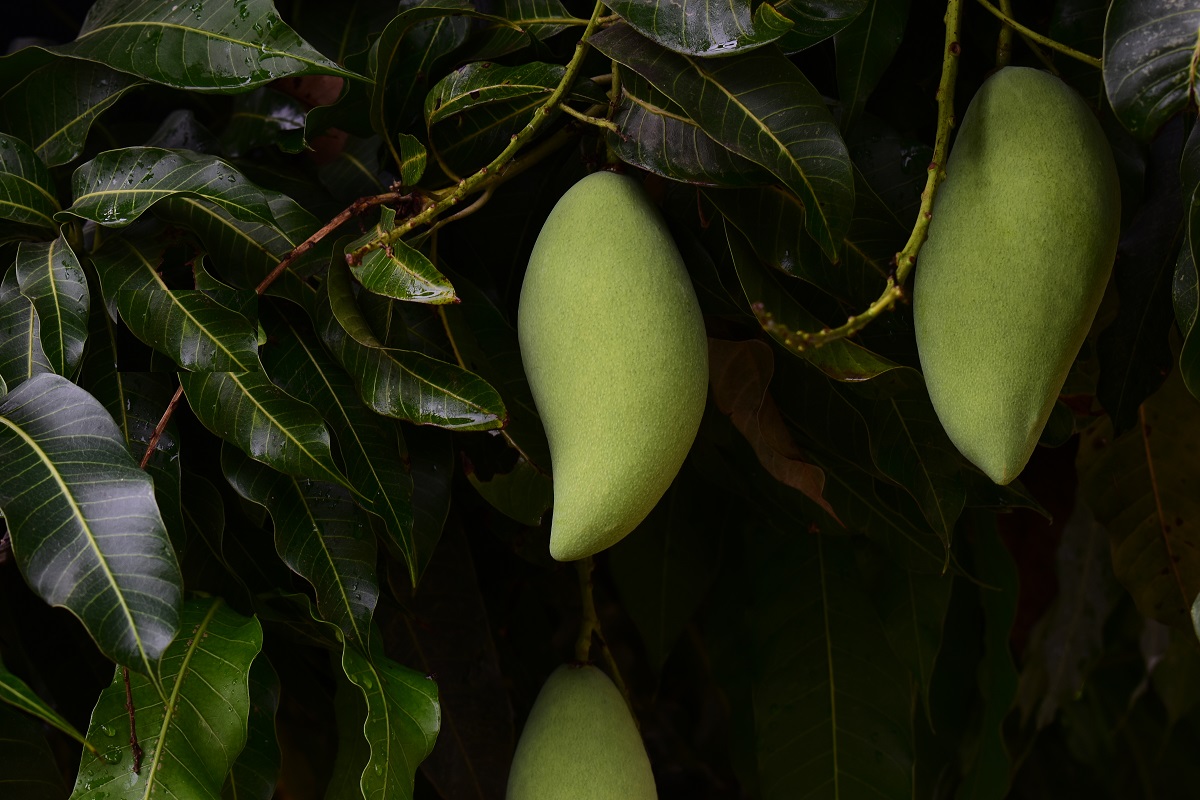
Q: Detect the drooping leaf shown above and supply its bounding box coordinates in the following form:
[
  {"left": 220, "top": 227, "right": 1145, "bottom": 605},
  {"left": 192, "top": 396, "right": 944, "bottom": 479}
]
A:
[
  {"left": 0, "top": 654, "right": 96, "bottom": 754},
  {"left": 834, "top": 0, "right": 910, "bottom": 132},
  {"left": 607, "top": 0, "right": 793, "bottom": 56},
  {"left": 592, "top": 24, "right": 854, "bottom": 259},
  {"left": 347, "top": 209, "right": 457, "bottom": 303},
  {"left": 222, "top": 656, "right": 282, "bottom": 800},
  {"left": 0, "top": 60, "right": 142, "bottom": 167},
  {"left": 14, "top": 232, "right": 89, "bottom": 378},
  {"left": 325, "top": 672, "right": 372, "bottom": 800},
  {"left": 0, "top": 373, "right": 182, "bottom": 677},
  {"left": 65, "top": 148, "right": 276, "bottom": 230},
  {"left": 774, "top": 0, "right": 867, "bottom": 53},
  {"left": 0, "top": 133, "right": 59, "bottom": 230},
  {"left": 178, "top": 370, "right": 349, "bottom": 487},
  {"left": 221, "top": 444, "right": 378, "bottom": 648},
  {"left": 0, "top": 267, "right": 54, "bottom": 389},
  {"left": 52, "top": 0, "right": 357, "bottom": 92},
  {"left": 1079, "top": 368, "right": 1200, "bottom": 629},
  {"left": 0, "top": 703, "right": 68, "bottom": 800},
  {"left": 406, "top": 425, "right": 455, "bottom": 584},
  {"left": 69, "top": 598, "right": 263, "bottom": 800}
]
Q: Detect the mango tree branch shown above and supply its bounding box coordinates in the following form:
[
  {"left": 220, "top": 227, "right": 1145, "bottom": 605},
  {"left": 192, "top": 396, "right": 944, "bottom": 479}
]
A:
[
  {"left": 994, "top": 0, "right": 1014, "bottom": 68},
  {"left": 347, "top": 0, "right": 609, "bottom": 264},
  {"left": 975, "top": 0, "right": 1102, "bottom": 68},
  {"left": 761, "top": 0, "right": 965, "bottom": 349}
]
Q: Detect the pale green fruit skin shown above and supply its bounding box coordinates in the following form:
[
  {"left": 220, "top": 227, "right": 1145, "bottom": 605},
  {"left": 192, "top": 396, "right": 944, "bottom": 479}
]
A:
[
  {"left": 914, "top": 67, "right": 1120, "bottom": 484},
  {"left": 506, "top": 664, "right": 657, "bottom": 800},
  {"left": 518, "top": 171, "right": 707, "bottom": 561}
]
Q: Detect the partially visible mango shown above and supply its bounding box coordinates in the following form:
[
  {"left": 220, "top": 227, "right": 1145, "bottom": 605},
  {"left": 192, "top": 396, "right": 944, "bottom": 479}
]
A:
[
  {"left": 518, "top": 170, "right": 708, "bottom": 561},
  {"left": 506, "top": 663, "right": 657, "bottom": 800},
  {"left": 913, "top": 67, "right": 1120, "bottom": 484}
]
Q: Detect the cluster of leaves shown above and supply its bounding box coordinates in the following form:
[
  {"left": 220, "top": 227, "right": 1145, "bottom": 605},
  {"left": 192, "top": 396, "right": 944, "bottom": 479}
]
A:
[{"left": 1, "top": 0, "right": 1199, "bottom": 798}]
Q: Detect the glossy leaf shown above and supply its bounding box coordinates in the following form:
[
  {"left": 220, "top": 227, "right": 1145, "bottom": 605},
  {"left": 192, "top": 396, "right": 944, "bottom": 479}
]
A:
[
  {"left": 316, "top": 282, "right": 507, "bottom": 431},
  {"left": 318, "top": 134, "right": 386, "bottom": 203},
  {"left": 219, "top": 88, "right": 308, "bottom": 158},
  {"left": 774, "top": 0, "right": 866, "bottom": 52},
  {"left": 834, "top": 0, "right": 909, "bottom": 132},
  {"left": 53, "top": 0, "right": 357, "bottom": 92},
  {"left": 427, "top": 61, "right": 580, "bottom": 126},
  {"left": 326, "top": 673, "right": 372, "bottom": 800},
  {"left": 69, "top": 599, "right": 262, "bottom": 800},
  {"left": 1103, "top": 0, "right": 1200, "bottom": 140},
  {"left": 65, "top": 148, "right": 276, "bottom": 230},
  {"left": 222, "top": 657, "right": 282, "bottom": 800},
  {"left": 592, "top": 23, "right": 854, "bottom": 259},
  {"left": 1079, "top": 368, "right": 1200, "bottom": 629},
  {"left": 0, "top": 60, "right": 141, "bottom": 167},
  {"left": 0, "top": 133, "right": 60, "bottom": 230},
  {"left": 178, "top": 370, "right": 349, "bottom": 487},
  {"left": 14, "top": 232, "right": 89, "bottom": 378},
  {"left": 428, "top": 92, "right": 549, "bottom": 178},
  {"left": 347, "top": 208, "right": 457, "bottom": 303},
  {"left": 221, "top": 444, "right": 378, "bottom": 648},
  {"left": 261, "top": 311, "right": 418, "bottom": 583},
  {"left": 0, "top": 268, "right": 54, "bottom": 389},
  {"left": 607, "top": 0, "right": 793, "bottom": 56},
  {"left": 0, "top": 654, "right": 95, "bottom": 754},
  {"left": 0, "top": 373, "right": 182, "bottom": 677},
  {"left": 0, "top": 703, "right": 68, "bottom": 800}
]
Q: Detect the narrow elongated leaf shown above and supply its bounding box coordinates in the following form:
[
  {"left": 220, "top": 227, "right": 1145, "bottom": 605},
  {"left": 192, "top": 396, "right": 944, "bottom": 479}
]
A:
[
  {"left": 222, "top": 657, "right": 281, "bottom": 800},
  {"left": 0, "top": 373, "right": 182, "bottom": 677},
  {"left": 774, "top": 0, "right": 867, "bottom": 52},
  {"left": 424, "top": 61, "right": 608, "bottom": 126},
  {"left": 0, "top": 703, "right": 68, "bottom": 800},
  {"left": 752, "top": 529, "right": 913, "bottom": 799},
  {"left": 0, "top": 654, "right": 95, "bottom": 753},
  {"left": 261, "top": 312, "right": 418, "bottom": 582},
  {"left": 65, "top": 148, "right": 276, "bottom": 229},
  {"left": 592, "top": 24, "right": 854, "bottom": 259},
  {"left": 316, "top": 283, "right": 507, "bottom": 431},
  {"left": 0, "top": 268, "right": 53, "bottom": 389},
  {"left": 326, "top": 673, "right": 372, "bottom": 800},
  {"left": 1080, "top": 368, "right": 1200, "bottom": 628},
  {"left": 347, "top": 209, "right": 456, "bottom": 303},
  {"left": 53, "top": 0, "right": 356, "bottom": 92},
  {"left": 69, "top": 599, "right": 262, "bottom": 800},
  {"left": 607, "top": 0, "right": 793, "bottom": 56},
  {"left": 0, "top": 133, "right": 59, "bottom": 230},
  {"left": 0, "top": 60, "right": 142, "bottom": 167},
  {"left": 1104, "top": 0, "right": 1200, "bottom": 139},
  {"left": 14, "top": 232, "right": 89, "bottom": 378},
  {"left": 222, "top": 445, "right": 378, "bottom": 648},
  {"left": 178, "top": 370, "right": 349, "bottom": 487},
  {"left": 834, "top": 0, "right": 910, "bottom": 132}
]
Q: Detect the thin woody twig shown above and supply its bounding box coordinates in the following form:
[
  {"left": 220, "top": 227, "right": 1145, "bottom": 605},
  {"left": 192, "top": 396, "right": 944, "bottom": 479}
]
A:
[
  {"left": 140, "top": 385, "right": 184, "bottom": 469},
  {"left": 123, "top": 667, "right": 143, "bottom": 775}
]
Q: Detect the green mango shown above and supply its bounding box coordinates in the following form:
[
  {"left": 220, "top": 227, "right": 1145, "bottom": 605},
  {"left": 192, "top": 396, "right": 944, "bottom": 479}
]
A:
[
  {"left": 913, "top": 67, "right": 1120, "bottom": 484},
  {"left": 506, "top": 663, "right": 657, "bottom": 800},
  {"left": 518, "top": 171, "right": 708, "bottom": 560}
]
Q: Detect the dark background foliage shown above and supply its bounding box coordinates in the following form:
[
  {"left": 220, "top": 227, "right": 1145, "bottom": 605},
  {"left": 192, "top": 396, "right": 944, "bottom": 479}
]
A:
[{"left": 1, "top": 0, "right": 1199, "bottom": 798}]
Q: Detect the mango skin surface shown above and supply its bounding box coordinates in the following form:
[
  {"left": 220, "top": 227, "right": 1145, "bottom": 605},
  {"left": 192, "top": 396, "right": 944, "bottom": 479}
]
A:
[
  {"left": 913, "top": 67, "right": 1120, "bottom": 485},
  {"left": 518, "top": 171, "right": 708, "bottom": 561},
  {"left": 506, "top": 664, "right": 658, "bottom": 800}
]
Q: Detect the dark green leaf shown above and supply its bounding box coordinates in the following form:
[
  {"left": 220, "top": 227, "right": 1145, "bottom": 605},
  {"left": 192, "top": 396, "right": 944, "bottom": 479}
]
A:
[
  {"left": 222, "top": 656, "right": 282, "bottom": 800},
  {"left": 0, "top": 267, "right": 54, "bottom": 389},
  {"left": 496, "top": 0, "right": 578, "bottom": 42},
  {"left": 406, "top": 425, "right": 454, "bottom": 584},
  {"left": 0, "top": 654, "right": 95, "bottom": 754},
  {"left": 592, "top": 24, "right": 854, "bottom": 258},
  {"left": 219, "top": 88, "right": 308, "bottom": 158},
  {"left": 1103, "top": 0, "right": 1200, "bottom": 139},
  {"left": 316, "top": 282, "right": 507, "bottom": 431},
  {"left": 347, "top": 209, "right": 457, "bottom": 303},
  {"left": 178, "top": 370, "right": 350, "bottom": 487},
  {"left": 607, "top": 0, "right": 793, "bottom": 56},
  {"left": 318, "top": 134, "right": 386, "bottom": 203},
  {"left": 0, "top": 60, "right": 141, "bottom": 167},
  {"left": 1180, "top": 233, "right": 1200, "bottom": 401},
  {"left": 774, "top": 0, "right": 867, "bottom": 53},
  {"left": 65, "top": 148, "right": 276, "bottom": 230},
  {"left": 69, "top": 599, "right": 262, "bottom": 799},
  {"left": 0, "top": 373, "right": 182, "bottom": 677},
  {"left": 119, "top": 373, "right": 187, "bottom": 553},
  {"left": 14, "top": 232, "right": 89, "bottom": 378},
  {"left": 326, "top": 672, "right": 372, "bottom": 800},
  {"left": 834, "top": 0, "right": 910, "bottom": 132},
  {"left": 1050, "top": 0, "right": 1109, "bottom": 104},
  {"left": 426, "top": 61, "right": 583, "bottom": 125},
  {"left": 427, "top": 91, "right": 549, "bottom": 177},
  {"left": 52, "top": 0, "right": 357, "bottom": 92},
  {"left": 0, "top": 703, "right": 68, "bottom": 800},
  {"left": 0, "top": 133, "right": 60, "bottom": 230}
]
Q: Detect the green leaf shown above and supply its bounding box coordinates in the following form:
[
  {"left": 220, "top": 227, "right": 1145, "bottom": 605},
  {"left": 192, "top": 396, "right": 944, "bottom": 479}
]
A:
[
  {"left": 90, "top": 235, "right": 262, "bottom": 372},
  {"left": 495, "top": 0, "right": 578, "bottom": 42},
  {"left": 261, "top": 311, "right": 418, "bottom": 583},
  {"left": 607, "top": 0, "right": 793, "bottom": 56},
  {"left": 0, "top": 703, "right": 68, "bottom": 800},
  {"left": 119, "top": 373, "right": 187, "bottom": 553},
  {"left": 406, "top": 425, "right": 455, "bottom": 584},
  {"left": 69, "top": 598, "right": 263, "bottom": 800},
  {"left": 0, "top": 267, "right": 54, "bottom": 389},
  {"left": 52, "top": 0, "right": 358, "bottom": 92},
  {"left": 0, "top": 373, "right": 182, "bottom": 678},
  {"left": 0, "top": 654, "right": 96, "bottom": 754},
  {"left": 178, "top": 370, "right": 350, "bottom": 487},
  {"left": 318, "top": 135, "right": 386, "bottom": 203},
  {"left": 221, "top": 444, "right": 378, "bottom": 648},
  {"left": 65, "top": 148, "right": 277, "bottom": 230},
  {"left": 326, "top": 672, "right": 372, "bottom": 800},
  {"left": 0, "top": 60, "right": 142, "bottom": 167},
  {"left": 0, "top": 133, "right": 60, "bottom": 230},
  {"left": 834, "top": 0, "right": 910, "bottom": 132},
  {"left": 316, "top": 282, "right": 507, "bottom": 431},
  {"left": 425, "top": 61, "right": 584, "bottom": 126},
  {"left": 1180, "top": 240, "right": 1200, "bottom": 402},
  {"left": 222, "top": 656, "right": 282, "bottom": 800},
  {"left": 395, "top": 134, "right": 428, "bottom": 187},
  {"left": 1079, "top": 367, "right": 1200, "bottom": 629},
  {"left": 1103, "top": 0, "right": 1200, "bottom": 140},
  {"left": 218, "top": 88, "right": 308, "bottom": 158},
  {"left": 347, "top": 209, "right": 457, "bottom": 303},
  {"left": 427, "top": 92, "right": 548, "bottom": 178},
  {"left": 14, "top": 232, "right": 90, "bottom": 378},
  {"left": 592, "top": 24, "right": 854, "bottom": 259},
  {"left": 774, "top": 0, "right": 867, "bottom": 53},
  {"left": 751, "top": 530, "right": 913, "bottom": 799}
]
